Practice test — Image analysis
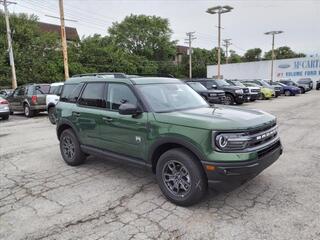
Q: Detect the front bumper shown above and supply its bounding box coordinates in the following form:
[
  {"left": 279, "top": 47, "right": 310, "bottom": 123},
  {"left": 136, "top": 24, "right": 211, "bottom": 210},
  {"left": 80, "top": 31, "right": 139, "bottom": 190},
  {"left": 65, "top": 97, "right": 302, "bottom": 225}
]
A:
[
  {"left": 275, "top": 90, "right": 281, "bottom": 97},
  {"left": 234, "top": 94, "right": 244, "bottom": 103},
  {"left": 250, "top": 93, "right": 260, "bottom": 100},
  {"left": 202, "top": 140, "right": 282, "bottom": 190}
]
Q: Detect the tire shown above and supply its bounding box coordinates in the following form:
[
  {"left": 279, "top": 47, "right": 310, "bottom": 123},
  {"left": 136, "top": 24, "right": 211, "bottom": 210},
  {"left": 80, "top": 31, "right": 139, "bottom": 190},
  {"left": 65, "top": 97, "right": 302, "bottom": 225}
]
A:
[
  {"left": 24, "top": 104, "right": 34, "bottom": 118},
  {"left": 260, "top": 93, "right": 266, "bottom": 100},
  {"left": 224, "top": 93, "right": 235, "bottom": 105},
  {"left": 299, "top": 87, "right": 305, "bottom": 94},
  {"left": 284, "top": 90, "right": 292, "bottom": 96},
  {"left": 156, "top": 148, "right": 207, "bottom": 206},
  {"left": 2, "top": 115, "right": 9, "bottom": 120},
  {"left": 48, "top": 106, "right": 56, "bottom": 124},
  {"left": 59, "top": 129, "right": 85, "bottom": 166}
]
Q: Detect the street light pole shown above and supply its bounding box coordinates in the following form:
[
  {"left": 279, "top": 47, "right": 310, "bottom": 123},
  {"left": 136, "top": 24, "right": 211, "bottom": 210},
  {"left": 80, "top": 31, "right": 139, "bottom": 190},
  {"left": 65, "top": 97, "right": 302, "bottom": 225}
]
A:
[
  {"left": 207, "top": 5, "right": 233, "bottom": 80},
  {"left": 265, "top": 30, "right": 283, "bottom": 83}
]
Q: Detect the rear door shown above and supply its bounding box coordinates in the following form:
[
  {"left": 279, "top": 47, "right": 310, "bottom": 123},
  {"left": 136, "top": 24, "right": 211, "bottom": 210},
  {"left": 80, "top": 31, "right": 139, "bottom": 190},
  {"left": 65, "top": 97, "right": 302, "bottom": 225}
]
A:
[
  {"left": 73, "top": 82, "right": 107, "bottom": 147},
  {"left": 99, "top": 83, "right": 148, "bottom": 161},
  {"left": 8, "top": 87, "right": 26, "bottom": 111}
]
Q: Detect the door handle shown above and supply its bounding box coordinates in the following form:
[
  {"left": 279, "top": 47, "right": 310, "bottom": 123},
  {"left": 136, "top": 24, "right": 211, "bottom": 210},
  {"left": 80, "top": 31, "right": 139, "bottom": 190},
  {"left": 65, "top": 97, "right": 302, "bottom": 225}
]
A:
[
  {"left": 102, "top": 116, "right": 113, "bottom": 122},
  {"left": 72, "top": 112, "right": 80, "bottom": 117}
]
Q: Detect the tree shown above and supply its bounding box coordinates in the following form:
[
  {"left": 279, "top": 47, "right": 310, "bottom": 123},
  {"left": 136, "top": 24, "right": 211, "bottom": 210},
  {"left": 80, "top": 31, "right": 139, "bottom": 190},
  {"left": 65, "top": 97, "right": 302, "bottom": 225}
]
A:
[
  {"left": 0, "top": 11, "right": 64, "bottom": 86},
  {"left": 228, "top": 50, "right": 242, "bottom": 63},
  {"left": 264, "top": 46, "right": 306, "bottom": 60},
  {"left": 108, "top": 14, "right": 176, "bottom": 62},
  {"left": 242, "top": 48, "right": 262, "bottom": 62}
]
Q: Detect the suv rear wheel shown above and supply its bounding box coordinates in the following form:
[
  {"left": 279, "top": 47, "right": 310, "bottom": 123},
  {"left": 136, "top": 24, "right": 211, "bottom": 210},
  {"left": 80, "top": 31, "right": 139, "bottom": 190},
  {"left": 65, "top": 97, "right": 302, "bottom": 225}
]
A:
[
  {"left": 24, "top": 104, "right": 35, "bottom": 118},
  {"left": 60, "top": 129, "right": 85, "bottom": 166},
  {"left": 156, "top": 148, "right": 207, "bottom": 206}
]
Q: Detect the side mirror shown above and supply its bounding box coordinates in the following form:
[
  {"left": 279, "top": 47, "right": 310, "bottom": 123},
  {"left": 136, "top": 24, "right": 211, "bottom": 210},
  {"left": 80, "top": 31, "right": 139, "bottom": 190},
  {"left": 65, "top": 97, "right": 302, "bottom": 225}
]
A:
[
  {"left": 212, "top": 84, "right": 217, "bottom": 89},
  {"left": 119, "top": 103, "right": 140, "bottom": 115}
]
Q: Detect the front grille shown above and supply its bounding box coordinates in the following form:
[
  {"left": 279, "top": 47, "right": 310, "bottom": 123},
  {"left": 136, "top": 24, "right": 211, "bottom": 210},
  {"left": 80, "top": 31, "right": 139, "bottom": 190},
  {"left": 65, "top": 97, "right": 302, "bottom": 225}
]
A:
[
  {"left": 257, "top": 140, "right": 281, "bottom": 158},
  {"left": 243, "top": 88, "right": 249, "bottom": 93},
  {"left": 251, "top": 89, "right": 260, "bottom": 93}
]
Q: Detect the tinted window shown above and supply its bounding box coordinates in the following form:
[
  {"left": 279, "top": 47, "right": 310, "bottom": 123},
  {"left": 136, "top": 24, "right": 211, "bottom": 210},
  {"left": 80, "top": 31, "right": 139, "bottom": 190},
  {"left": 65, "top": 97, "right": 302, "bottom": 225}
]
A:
[
  {"left": 79, "top": 83, "right": 106, "bottom": 108},
  {"left": 107, "top": 84, "right": 137, "bottom": 111},
  {"left": 49, "top": 85, "right": 63, "bottom": 94},
  {"left": 35, "top": 85, "right": 50, "bottom": 94},
  {"left": 14, "top": 87, "right": 25, "bottom": 96},
  {"left": 60, "top": 84, "right": 83, "bottom": 103}
]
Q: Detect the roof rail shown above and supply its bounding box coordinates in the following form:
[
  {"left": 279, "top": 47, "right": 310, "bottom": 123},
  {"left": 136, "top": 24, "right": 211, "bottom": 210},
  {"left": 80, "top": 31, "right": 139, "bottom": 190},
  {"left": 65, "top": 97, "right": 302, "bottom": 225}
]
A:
[{"left": 72, "top": 72, "right": 127, "bottom": 78}]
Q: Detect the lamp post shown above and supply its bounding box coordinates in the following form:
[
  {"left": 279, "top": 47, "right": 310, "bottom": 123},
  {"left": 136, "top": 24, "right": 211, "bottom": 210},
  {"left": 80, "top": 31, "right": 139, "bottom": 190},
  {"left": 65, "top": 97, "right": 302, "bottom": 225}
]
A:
[
  {"left": 207, "top": 5, "right": 233, "bottom": 79},
  {"left": 265, "top": 30, "right": 283, "bottom": 83}
]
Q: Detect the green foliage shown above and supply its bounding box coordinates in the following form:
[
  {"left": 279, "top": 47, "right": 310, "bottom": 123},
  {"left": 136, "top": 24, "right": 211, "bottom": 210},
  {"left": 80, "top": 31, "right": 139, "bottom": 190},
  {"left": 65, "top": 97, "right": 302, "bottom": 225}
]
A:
[
  {"left": 228, "top": 50, "right": 242, "bottom": 63},
  {"left": 0, "top": 11, "right": 64, "bottom": 86},
  {"left": 264, "top": 46, "right": 306, "bottom": 60},
  {"left": 242, "top": 48, "right": 262, "bottom": 62}
]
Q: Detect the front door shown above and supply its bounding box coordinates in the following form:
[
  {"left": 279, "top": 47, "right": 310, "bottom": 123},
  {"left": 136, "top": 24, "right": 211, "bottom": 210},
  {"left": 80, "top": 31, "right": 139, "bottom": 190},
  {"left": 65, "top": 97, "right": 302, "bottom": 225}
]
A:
[
  {"left": 99, "top": 83, "right": 148, "bottom": 161},
  {"left": 8, "top": 87, "right": 25, "bottom": 112}
]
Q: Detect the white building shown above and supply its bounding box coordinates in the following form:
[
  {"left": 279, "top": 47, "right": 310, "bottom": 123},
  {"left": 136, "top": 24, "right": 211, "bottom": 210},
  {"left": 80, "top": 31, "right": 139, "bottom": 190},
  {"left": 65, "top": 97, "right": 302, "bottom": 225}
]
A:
[{"left": 207, "top": 57, "right": 320, "bottom": 85}]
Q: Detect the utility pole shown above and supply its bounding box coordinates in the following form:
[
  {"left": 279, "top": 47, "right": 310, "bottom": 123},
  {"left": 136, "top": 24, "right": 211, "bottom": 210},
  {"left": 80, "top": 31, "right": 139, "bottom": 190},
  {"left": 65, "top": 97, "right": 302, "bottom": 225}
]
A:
[
  {"left": 185, "top": 32, "right": 196, "bottom": 79},
  {"left": 265, "top": 31, "right": 283, "bottom": 83},
  {"left": 222, "top": 39, "right": 232, "bottom": 64},
  {"left": 1, "top": 0, "right": 17, "bottom": 89},
  {"left": 46, "top": 1, "right": 77, "bottom": 80},
  {"left": 59, "top": 0, "right": 69, "bottom": 80},
  {"left": 206, "top": 5, "right": 233, "bottom": 79}
]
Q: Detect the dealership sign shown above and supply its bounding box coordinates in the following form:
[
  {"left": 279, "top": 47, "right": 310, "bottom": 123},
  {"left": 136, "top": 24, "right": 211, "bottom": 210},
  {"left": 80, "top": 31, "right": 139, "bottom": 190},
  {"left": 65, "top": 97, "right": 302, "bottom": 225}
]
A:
[{"left": 276, "top": 58, "right": 320, "bottom": 79}]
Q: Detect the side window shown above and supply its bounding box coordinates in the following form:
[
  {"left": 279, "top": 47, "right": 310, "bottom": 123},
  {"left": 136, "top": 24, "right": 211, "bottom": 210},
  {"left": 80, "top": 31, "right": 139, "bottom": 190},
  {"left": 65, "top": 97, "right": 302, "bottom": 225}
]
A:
[
  {"left": 107, "top": 84, "right": 137, "bottom": 111},
  {"left": 14, "top": 87, "right": 25, "bottom": 96},
  {"left": 78, "top": 83, "right": 106, "bottom": 108},
  {"left": 60, "top": 84, "right": 83, "bottom": 103}
]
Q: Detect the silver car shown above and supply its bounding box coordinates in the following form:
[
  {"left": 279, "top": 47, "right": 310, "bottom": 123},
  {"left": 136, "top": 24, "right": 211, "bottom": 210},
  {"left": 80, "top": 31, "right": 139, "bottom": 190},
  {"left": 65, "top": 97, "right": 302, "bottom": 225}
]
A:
[{"left": 0, "top": 96, "right": 10, "bottom": 120}]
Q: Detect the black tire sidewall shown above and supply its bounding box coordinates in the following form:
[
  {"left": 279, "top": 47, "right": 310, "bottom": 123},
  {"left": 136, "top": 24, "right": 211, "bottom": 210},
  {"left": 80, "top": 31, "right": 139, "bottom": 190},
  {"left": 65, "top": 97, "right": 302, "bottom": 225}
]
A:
[
  {"left": 59, "top": 129, "right": 85, "bottom": 166},
  {"left": 48, "top": 107, "right": 56, "bottom": 124},
  {"left": 156, "top": 148, "right": 207, "bottom": 206},
  {"left": 225, "top": 93, "right": 234, "bottom": 105},
  {"left": 24, "top": 105, "right": 34, "bottom": 118},
  {"left": 285, "top": 90, "right": 291, "bottom": 96}
]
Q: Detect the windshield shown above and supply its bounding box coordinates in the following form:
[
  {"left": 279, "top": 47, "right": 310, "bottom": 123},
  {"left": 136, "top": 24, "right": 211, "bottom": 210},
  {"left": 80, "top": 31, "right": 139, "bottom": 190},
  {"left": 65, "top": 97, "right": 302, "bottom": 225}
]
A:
[
  {"left": 231, "top": 80, "right": 245, "bottom": 87},
  {"left": 215, "top": 80, "right": 230, "bottom": 87},
  {"left": 137, "top": 83, "right": 209, "bottom": 112},
  {"left": 186, "top": 82, "right": 207, "bottom": 91},
  {"left": 260, "top": 80, "right": 272, "bottom": 87}
]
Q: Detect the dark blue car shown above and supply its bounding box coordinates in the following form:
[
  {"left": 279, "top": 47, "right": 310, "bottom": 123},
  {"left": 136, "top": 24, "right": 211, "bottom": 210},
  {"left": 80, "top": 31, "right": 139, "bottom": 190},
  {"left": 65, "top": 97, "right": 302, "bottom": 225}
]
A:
[{"left": 277, "top": 82, "right": 301, "bottom": 96}]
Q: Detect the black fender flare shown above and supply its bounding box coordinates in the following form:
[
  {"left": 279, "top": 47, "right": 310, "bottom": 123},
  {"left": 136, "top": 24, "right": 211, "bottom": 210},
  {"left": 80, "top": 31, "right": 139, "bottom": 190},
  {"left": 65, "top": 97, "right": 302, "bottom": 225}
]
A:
[
  {"left": 56, "top": 118, "right": 80, "bottom": 141},
  {"left": 147, "top": 136, "right": 207, "bottom": 170}
]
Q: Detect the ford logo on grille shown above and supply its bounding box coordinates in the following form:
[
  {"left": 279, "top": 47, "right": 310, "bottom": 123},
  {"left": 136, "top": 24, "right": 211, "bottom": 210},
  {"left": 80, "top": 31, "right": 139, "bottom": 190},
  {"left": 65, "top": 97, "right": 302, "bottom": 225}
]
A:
[{"left": 278, "top": 64, "right": 290, "bottom": 69}]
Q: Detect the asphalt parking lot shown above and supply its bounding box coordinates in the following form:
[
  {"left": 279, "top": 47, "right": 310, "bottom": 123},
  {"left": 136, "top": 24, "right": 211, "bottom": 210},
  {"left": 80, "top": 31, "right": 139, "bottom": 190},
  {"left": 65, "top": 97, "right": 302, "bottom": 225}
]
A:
[{"left": 1, "top": 92, "right": 320, "bottom": 240}]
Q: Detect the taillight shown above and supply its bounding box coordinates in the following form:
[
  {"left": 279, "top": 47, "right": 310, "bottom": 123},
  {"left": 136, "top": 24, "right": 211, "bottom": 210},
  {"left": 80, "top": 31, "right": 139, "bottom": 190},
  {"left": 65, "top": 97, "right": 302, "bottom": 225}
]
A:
[
  {"left": 0, "top": 99, "right": 8, "bottom": 104},
  {"left": 31, "top": 95, "right": 37, "bottom": 104}
]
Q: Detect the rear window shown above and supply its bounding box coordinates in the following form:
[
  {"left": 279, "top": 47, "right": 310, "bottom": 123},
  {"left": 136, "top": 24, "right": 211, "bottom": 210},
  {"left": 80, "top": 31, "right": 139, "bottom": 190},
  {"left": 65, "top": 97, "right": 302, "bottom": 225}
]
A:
[
  {"left": 60, "top": 84, "right": 83, "bottom": 103},
  {"left": 35, "top": 85, "right": 50, "bottom": 94},
  {"left": 49, "top": 85, "right": 63, "bottom": 95}
]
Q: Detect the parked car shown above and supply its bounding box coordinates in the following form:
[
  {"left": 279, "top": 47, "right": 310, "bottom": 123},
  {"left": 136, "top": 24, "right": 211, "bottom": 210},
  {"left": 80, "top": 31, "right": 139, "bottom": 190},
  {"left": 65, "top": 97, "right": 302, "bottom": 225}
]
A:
[
  {"left": 258, "top": 79, "right": 282, "bottom": 97},
  {"left": 0, "top": 89, "right": 13, "bottom": 98},
  {"left": 72, "top": 72, "right": 127, "bottom": 78},
  {"left": 192, "top": 79, "right": 244, "bottom": 105},
  {"left": 225, "top": 79, "right": 253, "bottom": 101},
  {"left": 275, "top": 82, "right": 301, "bottom": 96},
  {"left": 316, "top": 80, "right": 320, "bottom": 90},
  {"left": 6, "top": 83, "right": 50, "bottom": 117},
  {"left": 242, "top": 81, "right": 274, "bottom": 99},
  {"left": 185, "top": 81, "right": 225, "bottom": 104},
  {"left": 55, "top": 76, "right": 282, "bottom": 206},
  {"left": 297, "top": 78, "right": 313, "bottom": 91},
  {"left": 0, "top": 96, "right": 10, "bottom": 120},
  {"left": 47, "top": 82, "right": 64, "bottom": 124},
  {"left": 280, "top": 79, "right": 308, "bottom": 94}
]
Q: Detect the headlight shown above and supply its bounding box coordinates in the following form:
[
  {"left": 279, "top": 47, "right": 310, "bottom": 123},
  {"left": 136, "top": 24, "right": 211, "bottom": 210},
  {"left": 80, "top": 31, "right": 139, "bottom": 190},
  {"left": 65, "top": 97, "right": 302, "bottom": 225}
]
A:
[
  {"left": 214, "top": 132, "right": 249, "bottom": 151},
  {"left": 209, "top": 93, "right": 217, "bottom": 97},
  {"left": 235, "top": 89, "right": 243, "bottom": 94}
]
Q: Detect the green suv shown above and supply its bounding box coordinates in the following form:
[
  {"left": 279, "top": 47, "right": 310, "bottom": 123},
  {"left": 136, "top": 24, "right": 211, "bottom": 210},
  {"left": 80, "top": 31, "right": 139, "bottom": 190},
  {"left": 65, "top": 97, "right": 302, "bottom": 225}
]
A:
[{"left": 55, "top": 76, "right": 282, "bottom": 206}]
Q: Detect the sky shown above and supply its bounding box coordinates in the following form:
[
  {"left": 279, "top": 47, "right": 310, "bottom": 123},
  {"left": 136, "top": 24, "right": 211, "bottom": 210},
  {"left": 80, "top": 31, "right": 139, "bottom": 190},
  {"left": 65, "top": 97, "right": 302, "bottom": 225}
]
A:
[{"left": 7, "top": 0, "right": 320, "bottom": 56}]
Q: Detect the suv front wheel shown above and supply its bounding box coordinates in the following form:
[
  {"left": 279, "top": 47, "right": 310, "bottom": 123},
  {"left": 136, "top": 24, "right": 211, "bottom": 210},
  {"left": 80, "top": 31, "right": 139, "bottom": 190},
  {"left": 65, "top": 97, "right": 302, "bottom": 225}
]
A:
[
  {"left": 60, "top": 129, "right": 85, "bottom": 166},
  {"left": 156, "top": 148, "right": 207, "bottom": 206}
]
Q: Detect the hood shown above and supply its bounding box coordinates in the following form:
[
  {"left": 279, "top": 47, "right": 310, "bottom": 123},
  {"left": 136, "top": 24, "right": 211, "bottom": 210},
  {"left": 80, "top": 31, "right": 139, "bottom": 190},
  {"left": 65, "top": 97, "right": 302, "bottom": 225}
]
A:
[
  {"left": 153, "top": 106, "right": 276, "bottom": 131},
  {"left": 221, "top": 85, "right": 242, "bottom": 91},
  {"left": 207, "top": 89, "right": 225, "bottom": 94}
]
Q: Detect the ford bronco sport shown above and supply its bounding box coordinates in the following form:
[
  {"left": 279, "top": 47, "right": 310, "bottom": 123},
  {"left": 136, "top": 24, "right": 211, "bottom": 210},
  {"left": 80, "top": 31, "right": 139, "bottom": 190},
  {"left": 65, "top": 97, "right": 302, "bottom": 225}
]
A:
[{"left": 55, "top": 76, "right": 282, "bottom": 206}]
